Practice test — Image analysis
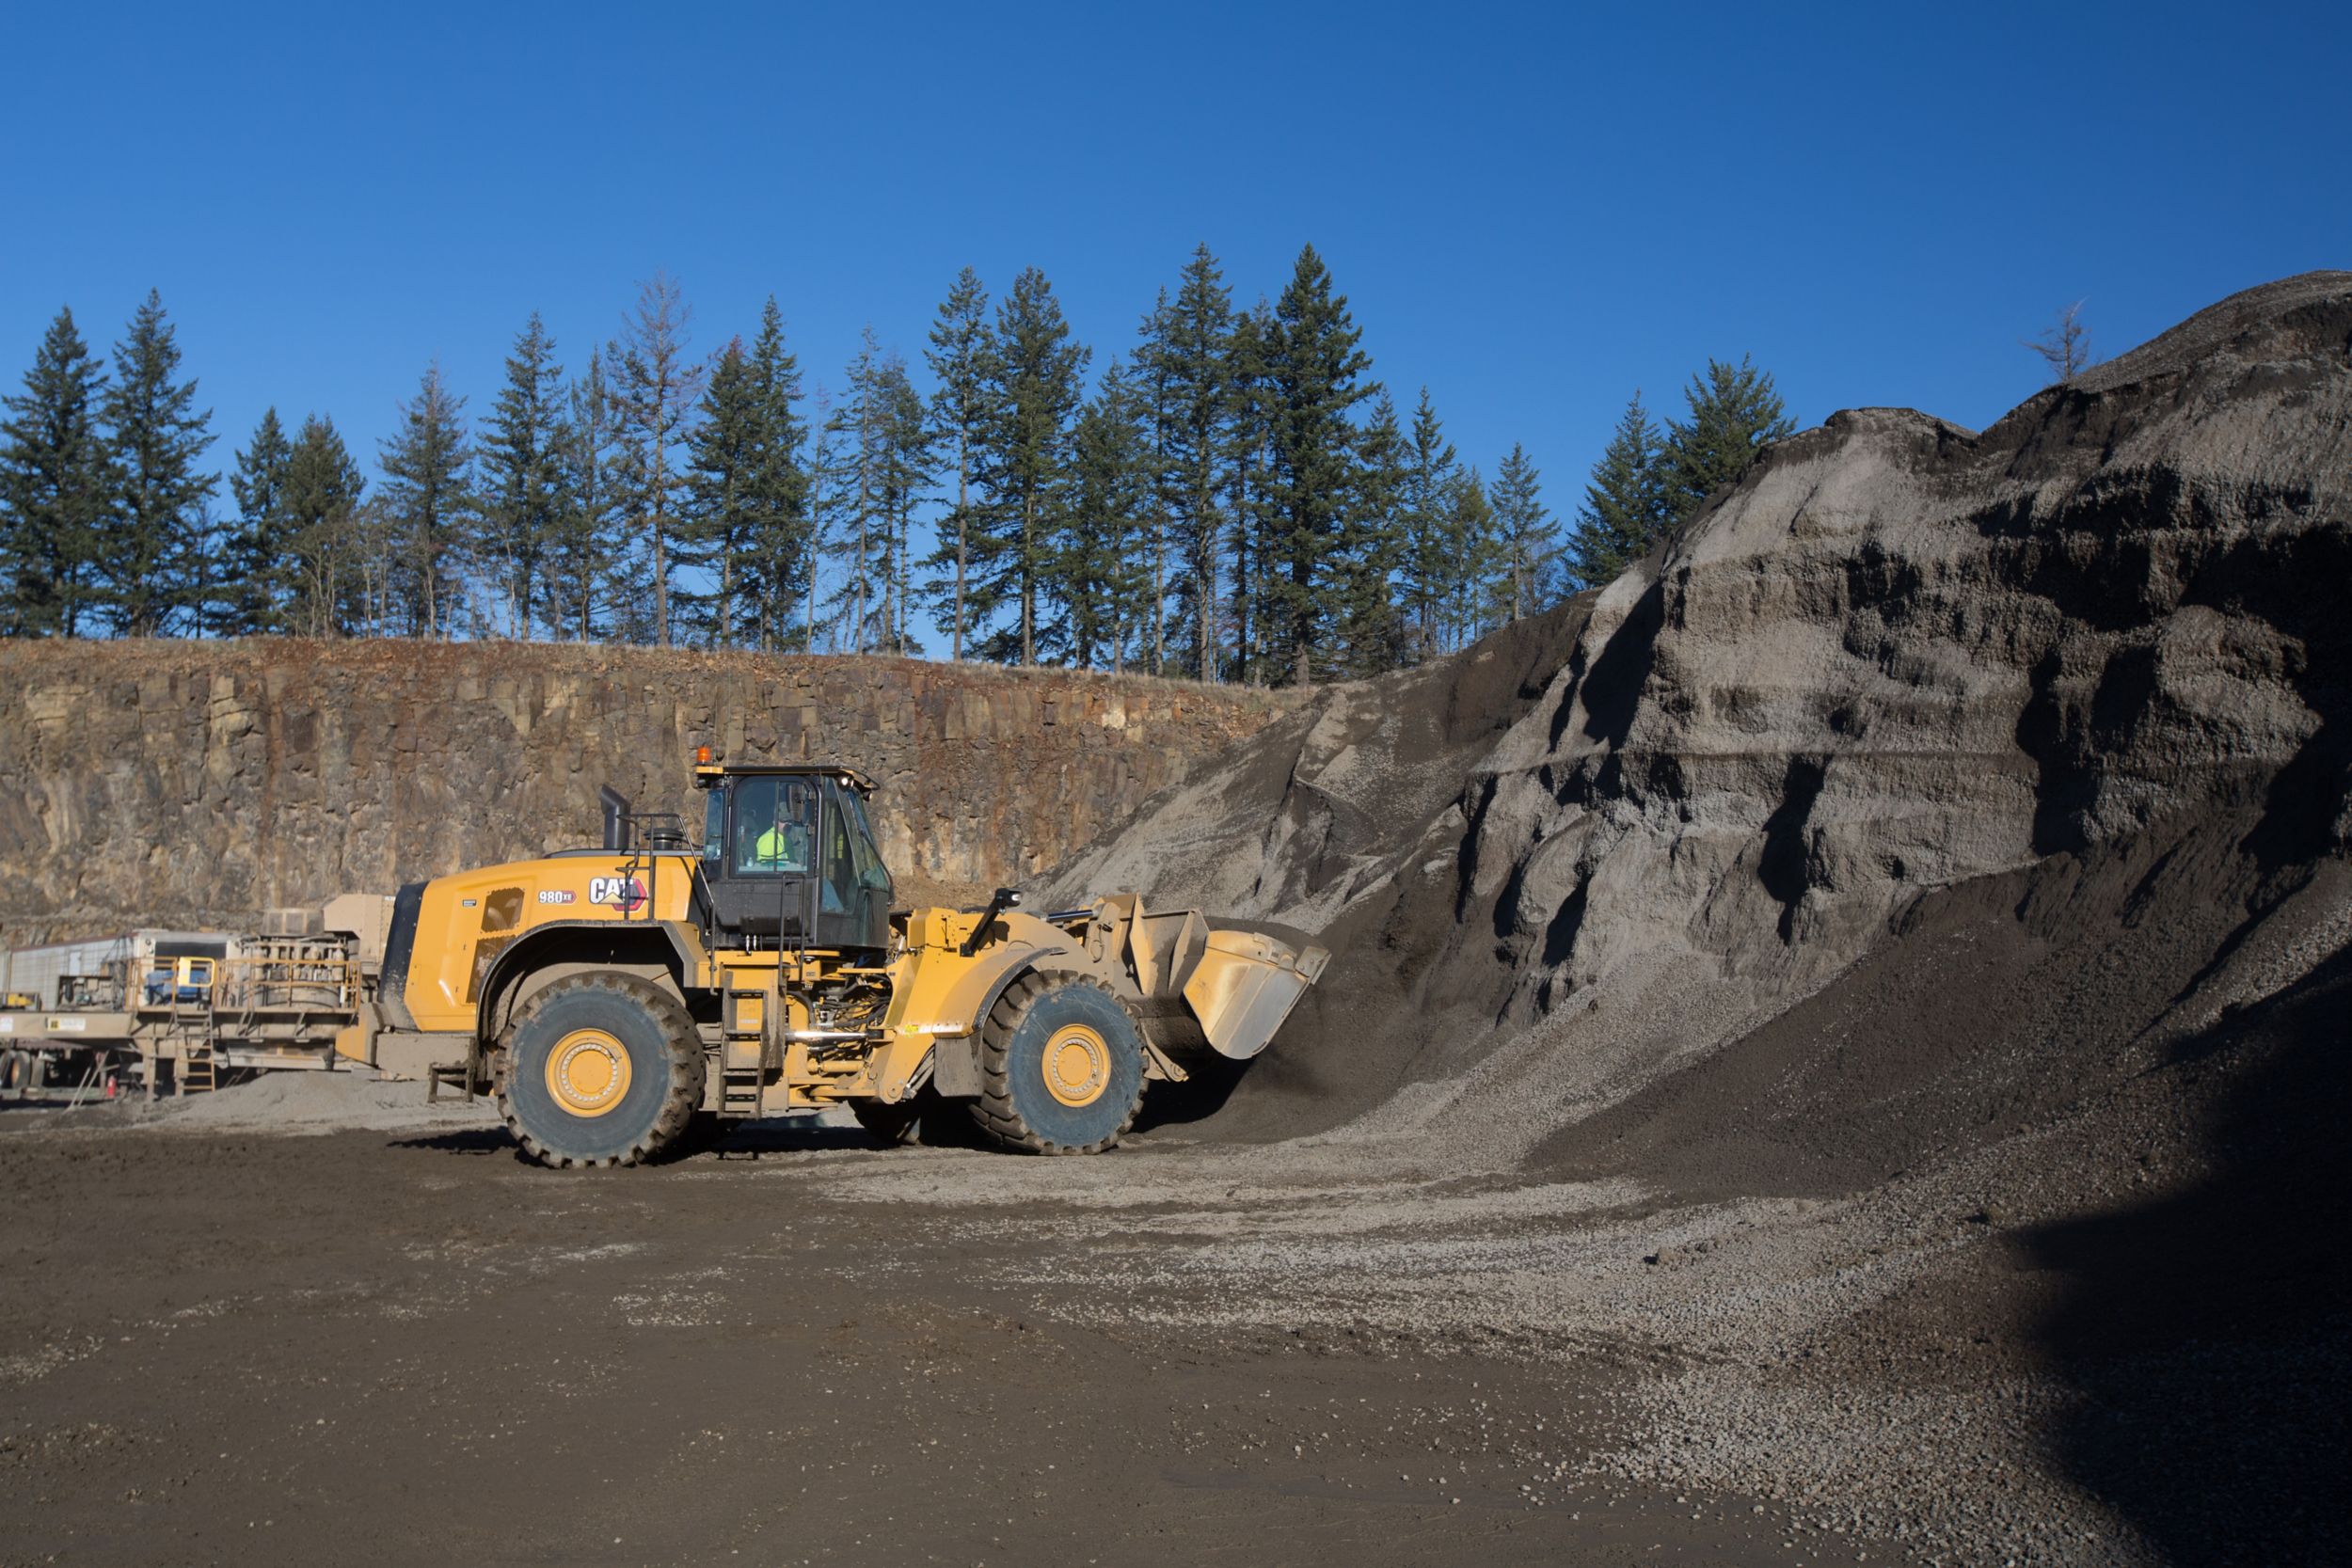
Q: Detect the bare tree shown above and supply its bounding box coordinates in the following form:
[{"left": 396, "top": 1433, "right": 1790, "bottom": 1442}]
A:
[
  {"left": 607, "top": 273, "right": 706, "bottom": 647},
  {"left": 2026, "top": 300, "right": 2094, "bottom": 384}
]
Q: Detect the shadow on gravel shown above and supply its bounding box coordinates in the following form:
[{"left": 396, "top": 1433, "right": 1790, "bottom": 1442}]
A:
[
  {"left": 706, "top": 1119, "right": 880, "bottom": 1156},
  {"left": 1131, "top": 1057, "right": 1249, "bottom": 1135},
  {"left": 390, "top": 1128, "right": 517, "bottom": 1156},
  {"left": 2024, "top": 944, "right": 2352, "bottom": 1565},
  {"left": 390, "top": 1117, "right": 882, "bottom": 1162}
]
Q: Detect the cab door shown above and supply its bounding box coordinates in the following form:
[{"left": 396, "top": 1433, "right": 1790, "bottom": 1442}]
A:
[
  {"left": 816, "top": 779, "right": 895, "bottom": 954},
  {"left": 707, "top": 775, "right": 819, "bottom": 941}
]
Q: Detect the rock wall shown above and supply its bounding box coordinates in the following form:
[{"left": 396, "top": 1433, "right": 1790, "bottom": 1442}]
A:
[{"left": 0, "top": 641, "right": 1301, "bottom": 944}]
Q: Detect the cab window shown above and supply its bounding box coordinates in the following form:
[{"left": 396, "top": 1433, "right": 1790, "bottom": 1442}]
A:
[
  {"left": 818, "top": 781, "right": 859, "bottom": 913},
  {"left": 729, "top": 777, "right": 814, "bottom": 876},
  {"left": 840, "top": 785, "right": 893, "bottom": 893}
]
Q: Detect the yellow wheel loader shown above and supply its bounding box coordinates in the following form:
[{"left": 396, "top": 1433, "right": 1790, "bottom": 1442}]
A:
[{"left": 341, "top": 754, "right": 1327, "bottom": 1166}]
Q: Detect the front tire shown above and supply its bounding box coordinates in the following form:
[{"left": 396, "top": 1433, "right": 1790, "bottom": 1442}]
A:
[
  {"left": 971, "top": 972, "right": 1145, "bottom": 1155},
  {"left": 494, "top": 972, "right": 705, "bottom": 1168}
]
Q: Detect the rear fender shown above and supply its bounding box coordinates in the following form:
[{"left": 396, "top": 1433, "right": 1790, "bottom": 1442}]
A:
[{"left": 476, "top": 922, "right": 702, "bottom": 1046}]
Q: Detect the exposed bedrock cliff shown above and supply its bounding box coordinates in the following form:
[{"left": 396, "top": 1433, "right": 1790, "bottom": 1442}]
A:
[{"left": 0, "top": 643, "right": 1300, "bottom": 945}]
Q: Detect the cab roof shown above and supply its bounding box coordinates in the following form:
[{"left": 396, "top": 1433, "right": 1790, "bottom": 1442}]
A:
[{"left": 691, "top": 760, "right": 876, "bottom": 795}]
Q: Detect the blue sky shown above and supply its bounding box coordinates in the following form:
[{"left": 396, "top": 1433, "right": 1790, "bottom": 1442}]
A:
[{"left": 3, "top": 1, "right": 2345, "bottom": 587}]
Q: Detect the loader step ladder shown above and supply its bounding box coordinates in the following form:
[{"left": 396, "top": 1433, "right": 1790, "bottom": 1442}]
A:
[{"left": 719, "top": 990, "right": 767, "bottom": 1119}]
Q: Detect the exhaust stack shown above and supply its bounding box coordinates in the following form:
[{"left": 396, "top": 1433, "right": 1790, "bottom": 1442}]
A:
[{"left": 599, "top": 786, "right": 633, "bottom": 851}]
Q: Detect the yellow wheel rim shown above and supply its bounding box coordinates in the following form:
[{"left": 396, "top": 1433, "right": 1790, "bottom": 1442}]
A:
[
  {"left": 545, "top": 1028, "right": 632, "bottom": 1118},
  {"left": 1041, "top": 1023, "right": 1110, "bottom": 1108}
]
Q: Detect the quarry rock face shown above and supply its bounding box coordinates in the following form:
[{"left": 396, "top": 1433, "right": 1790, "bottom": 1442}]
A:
[{"left": 0, "top": 643, "right": 1299, "bottom": 944}]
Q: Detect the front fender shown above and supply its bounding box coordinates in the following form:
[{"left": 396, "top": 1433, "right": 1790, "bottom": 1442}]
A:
[{"left": 871, "top": 931, "right": 1069, "bottom": 1102}]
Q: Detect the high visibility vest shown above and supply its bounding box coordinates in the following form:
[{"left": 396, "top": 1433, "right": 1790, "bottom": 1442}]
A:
[{"left": 755, "top": 826, "right": 799, "bottom": 867}]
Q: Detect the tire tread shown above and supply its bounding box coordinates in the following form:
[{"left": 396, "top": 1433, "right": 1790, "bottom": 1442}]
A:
[
  {"left": 971, "top": 970, "right": 1142, "bottom": 1156},
  {"left": 492, "top": 971, "right": 705, "bottom": 1169}
]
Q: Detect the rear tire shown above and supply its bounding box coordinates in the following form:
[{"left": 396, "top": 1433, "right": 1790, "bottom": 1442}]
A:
[
  {"left": 494, "top": 972, "right": 705, "bottom": 1168},
  {"left": 970, "top": 971, "right": 1145, "bottom": 1155}
]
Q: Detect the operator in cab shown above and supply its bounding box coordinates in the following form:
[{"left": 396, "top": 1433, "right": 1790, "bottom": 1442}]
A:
[{"left": 752, "top": 800, "right": 808, "bottom": 873}]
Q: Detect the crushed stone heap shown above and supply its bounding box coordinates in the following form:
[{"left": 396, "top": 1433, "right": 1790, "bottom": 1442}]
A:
[{"left": 1053, "top": 272, "right": 2352, "bottom": 1181}]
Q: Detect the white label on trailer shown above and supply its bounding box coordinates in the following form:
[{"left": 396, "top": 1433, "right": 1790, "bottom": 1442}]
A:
[
  {"left": 0, "top": 1017, "right": 14, "bottom": 1033},
  {"left": 45, "top": 1016, "right": 87, "bottom": 1032}
]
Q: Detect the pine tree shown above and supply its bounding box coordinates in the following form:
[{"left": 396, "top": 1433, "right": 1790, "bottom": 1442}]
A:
[
  {"left": 741, "top": 299, "right": 809, "bottom": 652},
  {"left": 1566, "top": 392, "right": 1668, "bottom": 591},
  {"left": 972, "top": 266, "right": 1089, "bottom": 666},
  {"left": 1661, "top": 356, "right": 1794, "bottom": 524},
  {"left": 477, "top": 313, "right": 567, "bottom": 640},
  {"left": 1129, "top": 290, "right": 1177, "bottom": 673},
  {"left": 1063, "top": 357, "right": 1154, "bottom": 672},
  {"left": 223, "top": 407, "right": 294, "bottom": 634},
  {"left": 1158, "top": 245, "right": 1232, "bottom": 679},
  {"left": 606, "top": 272, "right": 705, "bottom": 647},
  {"left": 820, "top": 329, "right": 891, "bottom": 654},
  {"left": 877, "top": 356, "right": 931, "bottom": 656},
  {"left": 1261, "top": 245, "right": 1373, "bottom": 685},
  {"left": 814, "top": 334, "right": 928, "bottom": 656},
  {"left": 549, "top": 349, "right": 618, "bottom": 641},
  {"left": 97, "top": 290, "right": 216, "bottom": 636},
  {"left": 282, "top": 414, "right": 366, "bottom": 637},
  {"left": 1327, "top": 388, "right": 1408, "bottom": 676},
  {"left": 1222, "top": 299, "right": 1277, "bottom": 683},
  {"left": 1486, "top": 442, "right": 1555, "bottom": 624},
  {"left": 0, "top": 308, "right": 109, "bottom": 637},
  {"left": 920, "top": 269, "right": 993, "bottom": 660},
  {"left": 378, "top": 363, "right": 472, "bottom": 638},
  {"left": 682, "top": 337, "right": 758, "bottom": 647},
  {"left": 803, "top": 385, "right": 844, "bottom": 650},
  {"left": 1444, "top": 465, "right": 1499, "bottom": 651},
  {"left": 180, "top": 500, "right": 234, "bottom": 638},
  {"left": 1397, "top": 388, "right": 1461, "bottom": 662}
]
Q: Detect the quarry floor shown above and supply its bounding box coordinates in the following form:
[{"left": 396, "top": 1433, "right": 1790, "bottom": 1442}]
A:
[
  {"left": 2, "top": 1070, "right": 2337, "bottom": 1567},
  {"left": 0, "top": 1087, "right": 1885, "bottom": 1568}
]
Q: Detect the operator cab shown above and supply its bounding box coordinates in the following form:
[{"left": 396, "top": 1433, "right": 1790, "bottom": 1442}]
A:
[{"left": 692, "top": 760, "right": 895, "bottom": 953}]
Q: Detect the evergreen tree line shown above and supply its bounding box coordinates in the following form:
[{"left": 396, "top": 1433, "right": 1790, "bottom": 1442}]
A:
[
  {"left": 1563, "top": 359, "right": 1797, "bottom": 588},
  {"left": 1, "top": 253, "right": 1795, "bottom": 681}
]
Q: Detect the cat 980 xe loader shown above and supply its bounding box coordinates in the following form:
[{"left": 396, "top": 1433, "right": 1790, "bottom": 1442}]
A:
[{"left": 339, "top": 752, "right": 1327, "bottom": 1166}]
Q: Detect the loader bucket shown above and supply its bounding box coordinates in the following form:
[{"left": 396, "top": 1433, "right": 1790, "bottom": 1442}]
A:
[
  {"left": 1090, "top": 894, "right": 1330, "bottom": 1064},
  {"left": 1179, "top": 927, "right": 1330, "bottom": 1061}
]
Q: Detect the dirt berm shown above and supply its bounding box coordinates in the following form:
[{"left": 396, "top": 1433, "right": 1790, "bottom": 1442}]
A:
[{"left": 1041, "top": 273, "right": 2352, "bottom": 1559}]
